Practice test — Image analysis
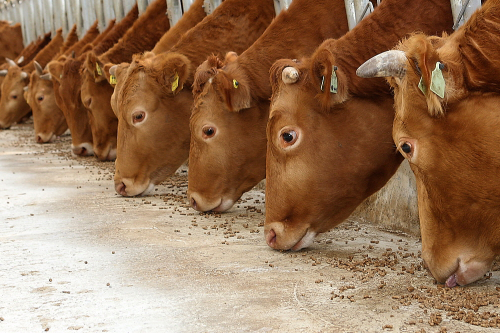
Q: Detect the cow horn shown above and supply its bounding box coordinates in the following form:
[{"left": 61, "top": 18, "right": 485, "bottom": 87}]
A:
[
  {"left": 282, "top": 67, "right": 299, "bottom": 84},
  {"left": 34, "top": 61, "right": 43, "bottom": 76},
  {"left": 0, "top": 69, "right": 7, "bottom": 76},
  {"left": 109, "top": 65, "right": 117, "bottom": 76},
  {"left": 21, "top": 71, "right": 28, "bottom": 79},
  {"left": 6, "top": 57, "right": 17, "bottom": 68},
  {"left": 356, "top": 50, "right": 407, "bottom": 78},
  {"left": 40, "top": 73, "right": 52, "bottom": 81},
  {"left": 17, "top": 56, "right": 24, "bottom": 64}
]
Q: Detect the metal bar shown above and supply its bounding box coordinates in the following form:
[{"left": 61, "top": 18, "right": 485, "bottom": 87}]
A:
[
  {"left": 182, "top": 0, "right": 194, "bottom": 13},
  {"left": 113, "top": 0, "right": 124, "bottom": 21},
  {"left": 167, "top": 0, "right": 182, "bottom": 26}
]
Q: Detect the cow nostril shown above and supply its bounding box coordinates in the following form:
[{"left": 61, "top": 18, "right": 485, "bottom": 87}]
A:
[
  {"left": 80, "top": 146, "right": 87, "bottom": 155},
  {"left": 36, "top": 135, "right": 43, "bottom": 143},
  {"left": 191, "top": 197, "right": 198, "bottom": 210},
  {"left": 116, "top": 182, "right": 127, "bottom": 196},
  {"left": 266, "top": 229, "right": 277, "bottom": 248}
]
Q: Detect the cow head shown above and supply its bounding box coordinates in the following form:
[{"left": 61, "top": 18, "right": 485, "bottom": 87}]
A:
[
  {"left": 48, "top": 56, "right": 94, "bottom": 156},
  {"left": 111, "top": 52, "right": 192, "bottom": 197},
  {"left": 80, "top": 51, "right": 117, "bottom": 161},
  {"left": 0, "top": 59, "right": 30, "bottom": 128},
  {"left": 356, "top": 26, "right": 500, "bottom": 286},
  {"left": 188, "top": 52, "right": 268, "bottom": 212},
  {"left": 264, "top": 41, "right": 403, "bottom": 251},
  {"left": 26, "top": 61, "right": 68, "bottom": 143}
]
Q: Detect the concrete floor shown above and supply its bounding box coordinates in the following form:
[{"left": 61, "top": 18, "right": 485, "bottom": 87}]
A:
[{"left": 1, "top": 123, "right": 499, "bottom": 333}]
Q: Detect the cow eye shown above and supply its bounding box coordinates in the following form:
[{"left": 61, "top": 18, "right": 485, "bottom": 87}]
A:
[
  {"left": 37, "top": 96, "right": 44, "bottom": 102},
  {"left": 399, "top": 142, "right": 413, "bottom": 158},
  {"left": 280, "top": 129, "right": 298, "bottom": 148},
  {"left": 11, "top": 95, "right": 17, "bottom": 99},
  {"left": 132, "top": 111, "right": 146, "bottom": 124},
  {"left": 202, "top": 125, "right": 216, "bottom": 139}
]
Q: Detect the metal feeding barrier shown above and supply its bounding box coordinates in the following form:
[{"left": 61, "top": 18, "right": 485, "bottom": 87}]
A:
[
  {"left": 0, "top": 0, "right": 485, "bottom": 48},
  {"left": 0, "top": 0, "right": 148, "bottom": 46}
]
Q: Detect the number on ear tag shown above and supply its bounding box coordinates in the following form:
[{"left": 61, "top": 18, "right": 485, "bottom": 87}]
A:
[{"left": 109, "top": 75, "right": 117, "bottom": 85}]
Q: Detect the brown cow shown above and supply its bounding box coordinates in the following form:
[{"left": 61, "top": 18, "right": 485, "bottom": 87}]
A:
[
  {"left": 79, "top": 0, "right": 171, "bottom": 160},
  {"left": 0, "top": 29, "right": 64, "bottom": 129},
  {"left": 0, "top": 32, "right": 52, "bottom": 103},
  {"left": 187, "top": 0, "right": 350, "bottom": 212},
  {"left": 263, "top": 0, "right": 454, "bottom": 251},
  {"left": 356, "top": 1, "right": 499, "bottom": 286},
  {"left": 80, "top": 0, "right": 206, "bottom": 162},
  {"left": 58, "top": 24, "right": 79, "bottom": 55},
  {"left": 26, "top": 62, "right": 67, "bottom": 143},
  {"left": 0, "top": 22, "right": 24, "bottom": 65},
  {"left": 111, "top": 0, "right": 275, "bottom": 197}
]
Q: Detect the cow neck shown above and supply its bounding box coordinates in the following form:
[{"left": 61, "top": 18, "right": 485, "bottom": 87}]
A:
[
  {"left": 93, "top": 5, "right": 139, "bottom": 57},
  {"left": 233, "top": 0, "right": 349, "bottom": 102},
  {"left": 100, "top": 0, "right": 170, "bottom": 64},
  {"left": 151, "top": 0, "right": 206, "bottom": 54},
  {"left": 169, "top": 0, "right": 276, "bottom": 88},
  {"left": 23, "top": 30, "right": 65, "bottom": 72},
  {"left": 330, "top": 0, "right": 453, "bottom": 98},
  {"left": 451, "top": 1, "right": 500, "bottom": 93}
]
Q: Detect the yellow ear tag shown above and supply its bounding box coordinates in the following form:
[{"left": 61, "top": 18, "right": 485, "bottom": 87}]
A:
[
  {"left": 172, "top": 73, "right": 179, "bottom": 92},
  {"left": 96, "top": 63, "right": 103, "bottom": 76},
  {"left": 233, "top": 79, "right": 239, "bottom": 89},
  {"left": 109, "top": 75, "right": 117, "bottom": 85}
]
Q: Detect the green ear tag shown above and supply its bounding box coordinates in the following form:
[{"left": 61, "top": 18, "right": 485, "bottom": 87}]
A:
[
  {"left": 430, "top": 62, "right": 445, "bottom": 98},
  {"left": 330, "top": 67, "right": 338, "bottom": 94},
  {"left": 96, "top": 63, "right": 103, "bottom": 76},
  {"left": 418, "top": 76, "right": 426, "bottom": 95},
  {"left": 171, "top": 73, "right": 179, "bottom": 92},
  {"left": 109, "top": 75, "right": 117, "bottom": 85}
]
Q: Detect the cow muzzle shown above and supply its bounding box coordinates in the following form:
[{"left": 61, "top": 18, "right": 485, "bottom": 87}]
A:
[
  {"left": 265, "top": 222, "right": 316, "bottom": 251},
  {"left": 422, "top": 251, "right": 493, "bottom": 287},
  {"left": 188, "top": 192, "right": 234, "bottom": 212},
  {"left": 71, "top": 142, "right": 94, "bottom": 156},
  {"left": 36, "top": 132, "right": 56, "bottom": 144},
  {"left": 115, "top": 178, "right": 154, "bottom": 197}
]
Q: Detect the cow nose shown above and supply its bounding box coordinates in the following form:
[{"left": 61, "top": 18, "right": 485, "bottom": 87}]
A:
[
  {"left": 266, "top": 229, "right": 277, "bottom": 248},
  {"left": 36, "top": 135, "right": 43, "bottom": 144},
  {"left": 190, "top": 197, "right": 198, "bottom": 210},
  {"left": 72, "top": 146, "right": 86, "bottom": 156},
  {"left": 115, "top": 182, "right": 127, "bottom": 196}
]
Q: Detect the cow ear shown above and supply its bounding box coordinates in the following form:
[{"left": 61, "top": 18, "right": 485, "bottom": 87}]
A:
[
  {"left": 47, "top": 60, "right": 63, "bottom": 83},
  {"left": 406, "top": 34, "right": 444, "bottom": 117},
  {"left": 103, "top": 63, "right": 118, "bottom": 86},
  {"left": 157, "top": 53, "right": 191, "bottom": 95},
  {"left": 85, "top": 51, "right": 106, "bottom": 82},
  {"left": 217, "top": 72, "right": 252, "bottom": 112},
  {"left": 311, "top": 46, "right": 349, "bottom": 110},
  {"left": 193, "top": 55, "right": 224, "bottom": 96}
]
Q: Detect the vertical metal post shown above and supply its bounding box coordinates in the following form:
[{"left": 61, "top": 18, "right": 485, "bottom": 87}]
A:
[
  {"left": 344, "top": 0, "right": 373, "bottom": 30},
  {"left": 80, "top": 0, "right": 97, "bottom": 37},
  {"left": 203, "top": 0, "right": 222, "bottom": 15},
  {"left": 451, "top": 0, "right": 481, "bottom": 30},
  {"left": 137, "top": 0, "right": 148, "bottom": 16},
  {"left": 274, "top": 0, "right": 293, "bottom": 15},
  {"left": 112, "top": 0, "right": 124, "bottom": 21},
  {"left": 167, "top": 0, "right": 182, "bottom": 26},
  {"left": 182, "top": 0, "right": 194, "bottom": 13}
]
